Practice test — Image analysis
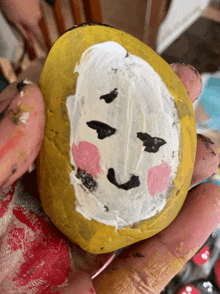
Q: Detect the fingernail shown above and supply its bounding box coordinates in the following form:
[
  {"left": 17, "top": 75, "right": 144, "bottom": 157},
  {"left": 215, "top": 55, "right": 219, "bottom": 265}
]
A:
[
  {"left": 27, "top": 162, "right": 36, "bottom": 173},
  {"left": 170, "top": 63, "right": 186, "bottom": 71},
  {"left": 186, "top": 64, "right": 200, "bottom": 77},
  {"left": 171, "top": 63, "right": 202, "bottom": 102},
  {"left": 17, "top": 79, "right": 33, "bottom": 92}
]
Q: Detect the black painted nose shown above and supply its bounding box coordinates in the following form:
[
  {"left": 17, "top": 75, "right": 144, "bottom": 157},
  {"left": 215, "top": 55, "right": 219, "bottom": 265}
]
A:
[{"left": 107, "top": 168, "right": 140, "bottom": 190}]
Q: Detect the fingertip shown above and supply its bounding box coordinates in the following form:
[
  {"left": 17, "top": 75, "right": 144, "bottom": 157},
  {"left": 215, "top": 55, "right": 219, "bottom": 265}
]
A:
[
  {"left": 183, "top": 182, "right": 220, "bottom": 238},
  {"left": 0, "top": 80, "right": 45, "bottom": 190},
  {"left": 157, "top": 182, "right": 220, "bottom": 266},
  {"left": 191, "top": 134, "right": 219, "bottom": 187},
  {"left": 170, "top": 63, "right": 202, "bottom": 103}
]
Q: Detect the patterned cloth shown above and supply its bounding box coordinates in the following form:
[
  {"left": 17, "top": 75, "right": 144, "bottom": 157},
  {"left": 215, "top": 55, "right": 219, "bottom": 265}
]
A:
[
  {"left": 0, "top": 170, "right": 115, "bottom": 293},
  {"left": 0, "top": 174, "right": 72, "bottom": 293}
]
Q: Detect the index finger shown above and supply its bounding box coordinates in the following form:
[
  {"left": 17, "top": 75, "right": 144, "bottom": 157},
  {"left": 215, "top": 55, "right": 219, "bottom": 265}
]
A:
[
  {"left": 0, "top": 81, "right": 45, "bottom": 190},
  {"left": 29, "top": 22, "right": 47, "bottom": 52},
  {"left": 93, "top": 183, "right": 220, "bottom": 294}
]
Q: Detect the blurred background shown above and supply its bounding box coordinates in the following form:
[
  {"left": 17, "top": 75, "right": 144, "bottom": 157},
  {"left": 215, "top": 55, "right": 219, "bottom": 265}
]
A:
[
  {"left": 101, "top": 0, "right": 220, "bottom": 74},
  {"left": 1, "top": 0, "right": 220, "bottom": 75}
]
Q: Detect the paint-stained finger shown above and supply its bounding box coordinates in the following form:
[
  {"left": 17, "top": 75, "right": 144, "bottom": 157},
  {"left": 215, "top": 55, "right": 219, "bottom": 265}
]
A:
[
  {"left": 171, "top": 64, "right": 219, "bottom": 186},
  {"left": 170, "top": 63, "right": 203, "bottom": 103},
  {"left": 93, "top": 183, "right": 220, "bottom": 294},
  {"left": 0, "top": 81, "right": 45, "bottom": 191},
  {"left": 190, "top": 134, "right": 219, "bottom": 188}
]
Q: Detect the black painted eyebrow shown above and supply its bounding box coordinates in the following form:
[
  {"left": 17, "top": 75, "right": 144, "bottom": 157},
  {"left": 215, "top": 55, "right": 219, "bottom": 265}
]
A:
[
  {"left": 100, "top": 88, "right": 118, "bottom": 104},
  {"left": 137, "top": 132, "right": 166, "bottom": 153},
  {"left": 87, "top": 121, "right": 116, "bottom": 139}
]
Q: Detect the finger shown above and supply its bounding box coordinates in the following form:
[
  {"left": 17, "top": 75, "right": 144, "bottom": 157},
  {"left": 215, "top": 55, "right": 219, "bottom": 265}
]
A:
[
  {"left": 31, "top": 23, "right": 47, "bottom": 52},
  {"left": 93, "top": 183, "right": 220, "bottom": 294},
  {"left": 16, "top": 23, "right": 31, "bottom": 45},
  {"left": 190, "top": 134, "right": 219, "bottom": 187},
  {"left": 24, "top": 21, "right": 47, "bottom": 52},
  {"left": 171, "top": 63, "right": 219, "bottom": 186},
  {"left": 170, "top": 63, "right": 203, "bottom": 103},
  {"left": 17, "top": 22, "right": 47, "bottom": 52},
  {"left": 0, "top": 81, "right": 45, "bottom": 191}
]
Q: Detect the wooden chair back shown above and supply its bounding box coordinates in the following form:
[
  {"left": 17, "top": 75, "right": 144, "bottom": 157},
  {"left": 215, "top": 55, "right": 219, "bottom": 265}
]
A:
[{"left": 26, "top": 0, "right": 102, "bottom": 61}]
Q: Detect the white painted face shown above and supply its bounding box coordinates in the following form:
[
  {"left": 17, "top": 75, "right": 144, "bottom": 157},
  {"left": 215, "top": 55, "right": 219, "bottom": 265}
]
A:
[{"left": 66, "top": 41, "right": 180, "bottom": 228}]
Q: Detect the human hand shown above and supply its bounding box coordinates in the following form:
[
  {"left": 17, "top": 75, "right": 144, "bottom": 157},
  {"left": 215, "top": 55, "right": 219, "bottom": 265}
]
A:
[
  {"left": 56, "top": 64, "right": 220, "bottom": 294},
  {"left": 1, "top": 0, "right": 46, "bottom": 51},
  {"left": 0, "top": 80, "right": 45, "bottom": 190}
]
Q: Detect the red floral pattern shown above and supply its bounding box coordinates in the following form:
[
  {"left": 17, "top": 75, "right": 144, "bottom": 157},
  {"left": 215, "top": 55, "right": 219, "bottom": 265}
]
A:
[
  {"left": 0, "top": 181, "right": 72, "bottom": 293},
  {"left": 192, "top": 245, "right": 210, "bottom": 265}
]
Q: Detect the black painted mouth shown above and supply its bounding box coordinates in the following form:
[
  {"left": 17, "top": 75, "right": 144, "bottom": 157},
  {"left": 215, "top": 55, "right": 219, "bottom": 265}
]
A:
[
  {"left": 76, "top": 168, "right": 97, "bottom": 192},
  {"left": 107, "top": 168, "right": 140, "bottom": 190}
]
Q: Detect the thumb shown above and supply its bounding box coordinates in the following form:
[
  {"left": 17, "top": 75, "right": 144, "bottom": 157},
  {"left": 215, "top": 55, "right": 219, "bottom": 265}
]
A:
[{"left": 0, "top": 81, "right": 45, "bottom": 191}]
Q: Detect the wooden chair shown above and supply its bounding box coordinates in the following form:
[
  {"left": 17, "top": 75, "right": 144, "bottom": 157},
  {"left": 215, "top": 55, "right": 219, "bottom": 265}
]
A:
[{"left": 143, "top": 0, "right": 172, "bottom": 51}]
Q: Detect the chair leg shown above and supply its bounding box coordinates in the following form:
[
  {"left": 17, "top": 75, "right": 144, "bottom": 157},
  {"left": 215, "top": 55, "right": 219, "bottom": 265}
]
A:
[
  {"left": 39, "top": 5, "right": 52, "bottom": 51},
  {"left": 25, "top": 42, "right": 37, "bottom": 61},
  {"left": 70, "top": 0, "right": 83, "bottom": 25},
  {"left": 81, "top": 0, "right": 102, "bottom": 23},
  {"left": 53, "top": 0, "right": 66, "bottom": 36}
]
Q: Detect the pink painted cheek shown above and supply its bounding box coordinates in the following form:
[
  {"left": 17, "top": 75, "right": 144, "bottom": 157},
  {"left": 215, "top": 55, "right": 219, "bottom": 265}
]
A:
[
  {"left": 72, "top": 141, "right": 103, "bottom": 178},
  {"left": 147, "top": 160, "right": 172, "bottom": 197}
]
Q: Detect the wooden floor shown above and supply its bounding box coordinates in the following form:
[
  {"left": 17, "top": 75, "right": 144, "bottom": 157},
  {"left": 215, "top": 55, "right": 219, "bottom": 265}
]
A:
[{"left": 161, "top": 17, "right": 220, "bottom": 74}]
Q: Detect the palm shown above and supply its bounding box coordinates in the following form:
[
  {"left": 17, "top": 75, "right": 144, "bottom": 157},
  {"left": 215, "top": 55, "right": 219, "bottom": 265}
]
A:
[{"left": 58, "top": 63, "right": 220, "bottom": 293}]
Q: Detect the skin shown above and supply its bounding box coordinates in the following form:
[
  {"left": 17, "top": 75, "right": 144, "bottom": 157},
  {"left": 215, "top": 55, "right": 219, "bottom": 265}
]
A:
[
  {"left": 0, "top": 82, "right": 45, "bottom": 190},
  {"left": 1, "top": 0, "right": 46, "bottom": 51},
  {"left": 0, "top": 64, "right": 219, "bottom": 294}
]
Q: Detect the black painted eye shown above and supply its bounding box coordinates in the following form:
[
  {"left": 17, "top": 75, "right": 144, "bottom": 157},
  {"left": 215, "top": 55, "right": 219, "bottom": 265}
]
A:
[
  {"left": 100, "top": 88, "right": 118, "bottom": 104},
  {"left": 87, "top": 121, "right": 116, "bottom": 139},
  {"left": 137, "top": 132, "right": 166, "bottom": 153}
]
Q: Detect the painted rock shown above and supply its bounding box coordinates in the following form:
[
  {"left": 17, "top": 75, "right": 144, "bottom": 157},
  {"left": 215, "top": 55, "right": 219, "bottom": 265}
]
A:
[{"left": 37, "top": 23, "right": 197, "bottom": 254}]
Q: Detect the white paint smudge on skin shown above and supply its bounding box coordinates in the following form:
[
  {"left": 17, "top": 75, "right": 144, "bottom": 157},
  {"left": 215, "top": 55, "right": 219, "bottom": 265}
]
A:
[
  {"left": 66, "top": 41, "right": 181, "bottom": 228},
  {"left": 19, "top": 112, "right": 29, "bottom": 124}
]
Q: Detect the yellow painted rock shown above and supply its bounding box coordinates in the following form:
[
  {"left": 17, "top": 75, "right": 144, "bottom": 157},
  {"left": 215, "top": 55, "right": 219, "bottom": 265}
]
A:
[{"left": 37, "top": 23, "right": 197, "bottom": 254}]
